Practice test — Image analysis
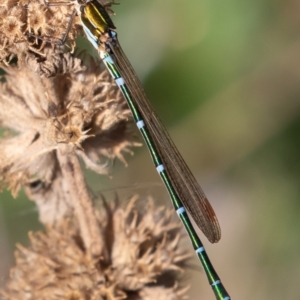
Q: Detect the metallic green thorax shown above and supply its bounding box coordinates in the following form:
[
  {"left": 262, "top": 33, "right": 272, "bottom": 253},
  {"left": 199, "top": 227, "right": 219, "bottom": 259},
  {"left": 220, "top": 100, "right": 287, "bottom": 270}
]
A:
[{"left": 80, "top": 1, "right": 116, "bottom": 39}]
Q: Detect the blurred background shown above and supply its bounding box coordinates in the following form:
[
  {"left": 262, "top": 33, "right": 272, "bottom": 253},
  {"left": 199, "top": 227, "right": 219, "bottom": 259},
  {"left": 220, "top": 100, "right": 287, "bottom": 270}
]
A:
[{"left": 1, "top": 0, "right": 300, "bottom": 299}]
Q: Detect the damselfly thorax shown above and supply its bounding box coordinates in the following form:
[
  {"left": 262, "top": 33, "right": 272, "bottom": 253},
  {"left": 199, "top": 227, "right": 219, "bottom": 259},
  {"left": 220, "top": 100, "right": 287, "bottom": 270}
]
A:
[{"left": 42, "top": 0, "right": 117, "bottom": 52}]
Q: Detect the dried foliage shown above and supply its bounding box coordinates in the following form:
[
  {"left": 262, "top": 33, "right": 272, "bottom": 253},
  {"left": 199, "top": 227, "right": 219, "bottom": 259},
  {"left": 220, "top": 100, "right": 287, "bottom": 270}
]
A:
[
  {"left": 0, "top": 56, "right": 138, "bottom": 198},
  {"left": 0, "top": 0, "right": 116, "bottom": 63},
  {"left": 1, "top": 198, "right": 190, "bottom": 300},
  {"left": 0, "top": 0, "right": 192, "bottom": 298}
]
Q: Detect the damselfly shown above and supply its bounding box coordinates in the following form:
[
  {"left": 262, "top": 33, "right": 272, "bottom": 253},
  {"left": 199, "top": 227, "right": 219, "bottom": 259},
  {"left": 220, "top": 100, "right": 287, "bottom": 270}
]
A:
[{"left": 40, "top": 1, "right": 231, "bottom": 299}]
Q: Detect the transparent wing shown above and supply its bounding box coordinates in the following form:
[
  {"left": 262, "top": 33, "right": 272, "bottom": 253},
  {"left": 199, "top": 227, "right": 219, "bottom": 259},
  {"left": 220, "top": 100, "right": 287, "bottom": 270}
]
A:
[{"left": 109, "top": 40, "right": 221, "bottom": 243}]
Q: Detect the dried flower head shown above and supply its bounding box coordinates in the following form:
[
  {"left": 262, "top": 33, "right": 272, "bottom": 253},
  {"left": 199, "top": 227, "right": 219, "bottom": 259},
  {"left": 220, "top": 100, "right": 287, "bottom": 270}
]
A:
[
  {"left": 0, "top": 0, "right": 116, "bottom": 63},
  {"left": 0, "top": 55, "right": 139, "bottom": 198},
  {"left": 0, "top": 197, "right": 191, "bottom": 300}
]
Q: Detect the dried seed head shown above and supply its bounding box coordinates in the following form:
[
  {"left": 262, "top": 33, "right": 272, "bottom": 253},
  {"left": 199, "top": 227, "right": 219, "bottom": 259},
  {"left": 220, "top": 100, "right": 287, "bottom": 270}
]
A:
[
  {"left": 0, "top": 0, "right": 116, "bottom": 63},
  {"left": 25, "top": 49, "right": 85, "bottom": 77},
  {"left": 0, "top": 56, "right": 139, "bottom": 197},
  {"left": 0, "top": 197, "right": 191, "bottom": 300}
]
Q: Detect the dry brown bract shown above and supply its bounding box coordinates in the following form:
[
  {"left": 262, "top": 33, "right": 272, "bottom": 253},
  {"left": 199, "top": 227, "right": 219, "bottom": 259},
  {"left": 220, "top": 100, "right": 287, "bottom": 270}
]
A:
[
  {"left": 0, "top": 197, "right": 190, "bottom": 300},
  {"left": 0, "top": 0, "right": 115, "bottom": 63},
  {"left": 0, "top": 56, "right": 138, "bottom": 198}
]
